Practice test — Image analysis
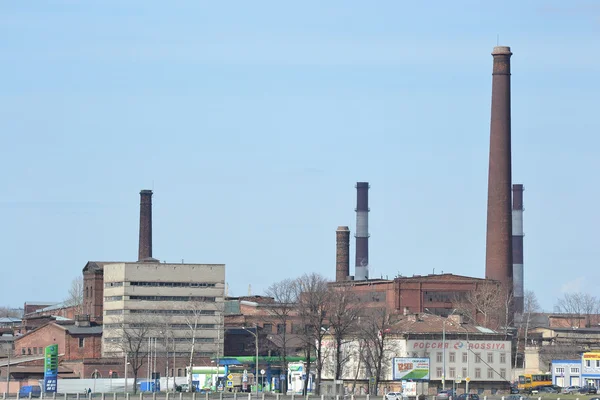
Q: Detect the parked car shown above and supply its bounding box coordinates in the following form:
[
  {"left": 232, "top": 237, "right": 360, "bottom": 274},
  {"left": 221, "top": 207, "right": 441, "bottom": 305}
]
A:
[
  {"left": 538, "top": 386, "right": 558, "bottom": 393},
  {"left": 580, "top": 386, "right": 598, "bottom": 394},
  {"left": 385, "top": 392, "right": 405, "bottom": 400},
  {"left": 437, "top": 390, "right": 456, "bottom": 399},
  {"left": 510, "top": 386, "right": 520, "bottom": 394},
  {"left": 563, "top": 386, "right": 581, "bottom": 394},
  {"left": 456, "top": 394, "right": 480, "bottom": 400},
  {"left": 19, "top": 386, "right": 42, "bottom": 399}
]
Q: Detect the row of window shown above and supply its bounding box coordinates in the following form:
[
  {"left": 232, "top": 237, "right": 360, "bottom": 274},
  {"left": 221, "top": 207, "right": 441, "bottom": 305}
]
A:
[
  {"left": 436, "top": 367, "right": 506, "bottom": 379},
  {"left": 104, "top": 337, "right": 214, "bottom": 344},
  {"left": 429, "top": 351, "right": 507, "bottom": 364},
  {"left": 104, "top": 296, "right": 216, "bottom": 302},
  {"left": 586, "top": 360, "right": 600, "bottom": 368},
  {"left": 104, "top": 281, "right": 217, "bottom": 288},
  {"left": 556, "top": 367, "right": 580, "bottom": 374},
  {"left": 103, "top": 323, "right": 216, "bottom": 330},
  {"left": 104, "top": 310, "right": 216, "bottom": 316}
]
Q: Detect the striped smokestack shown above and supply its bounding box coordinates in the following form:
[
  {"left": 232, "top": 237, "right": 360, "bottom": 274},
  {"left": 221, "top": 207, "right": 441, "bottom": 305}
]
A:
[
  {"left": 335, "top": 226, "right": 350, "bottom": 282},
  {"left": 485, "top": 46, "right": 513, "bottom": 293},
  {"left": 138, "top": 189, "right": 153, "bottom": 261},
  {"left": 512, "top": 184, "right": 524, "bottom": 313},
  {"left": 355, "top": 182, "right": 370, "bottom": 280}
]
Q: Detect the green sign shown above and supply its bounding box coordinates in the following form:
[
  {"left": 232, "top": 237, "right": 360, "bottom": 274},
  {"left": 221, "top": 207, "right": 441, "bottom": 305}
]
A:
[{"left": 44, "top": 344, "right": 59, "bottom": 375}]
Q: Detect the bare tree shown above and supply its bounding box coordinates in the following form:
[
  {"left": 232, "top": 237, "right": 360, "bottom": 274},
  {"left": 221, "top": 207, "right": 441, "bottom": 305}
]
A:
[
  {"left": 454, "top": 281, "right": 510, "bottom": 331},
  {"left": 185, "top": 300, "right": 206, "bottom": 390},
  {"left": 108, "top": 318, "right": 155, "bottom": 394},
  {"left": 295, "top": 273, "right": 331, "bottom": 395},
  {"left": 64, "top": 276, "right": 84, "bottom": 316},
  {"left": 264, "top": 278, "right": 298, "bottom": 394},
  {"left": 554, "top": 293, "right": 585, "bottom": 327},
  {"left": 0, "top": 307, "right": 21, "bottom": 318},
  {"left": 358, "top": 308, "right": 396, "bottom": 395},
  {"left": 328, "top": 286, "right": 360, "bottom": 380},
  {"left": 514, "top": 290, "right": 540, "bottom": 368}
]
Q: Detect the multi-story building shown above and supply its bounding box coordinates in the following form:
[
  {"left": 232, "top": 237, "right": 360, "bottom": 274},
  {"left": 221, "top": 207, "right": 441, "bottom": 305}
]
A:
[
  {"left": 551, "top": 360, "right": 581, "bottom": 387},
  {"left": 581, "top": 351, "right": 600, "bottom": 387},
  {"left": 100, "top": 260, "right": 225, "bottom": 363},
  {"left": 321, "top": 312, "right": 512, "bottom": 395}
]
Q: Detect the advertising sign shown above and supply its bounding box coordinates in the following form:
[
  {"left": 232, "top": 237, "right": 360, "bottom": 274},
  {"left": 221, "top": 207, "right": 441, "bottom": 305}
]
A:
[
  {"left": 44, "top": 344, "right": 59, "bottom": 393},
  {"left": 407, "top": 339, "right": 509, "bottom": 351},
  {"left": 392, "top": 357, "right": 430, "bottom": 381},
  {"left": 402, "top": 381, "right": 417, "bottom": 396}
]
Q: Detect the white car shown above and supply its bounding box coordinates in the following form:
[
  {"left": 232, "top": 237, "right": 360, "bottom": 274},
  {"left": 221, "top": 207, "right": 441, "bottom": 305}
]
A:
[{"left": 386, "top": 392, "right": 404, "bottom": 400}]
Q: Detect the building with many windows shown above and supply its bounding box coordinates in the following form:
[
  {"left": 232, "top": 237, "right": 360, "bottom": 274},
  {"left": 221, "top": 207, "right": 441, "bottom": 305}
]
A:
[
  {"left": 99, "top": 260, "right": 225, "bottom": 360},
  {"left": 551, "top": 360, "right": 581, "bottom": 387},
  {"left": 321, "top": 312, "right": 512, "bottom": 395}
]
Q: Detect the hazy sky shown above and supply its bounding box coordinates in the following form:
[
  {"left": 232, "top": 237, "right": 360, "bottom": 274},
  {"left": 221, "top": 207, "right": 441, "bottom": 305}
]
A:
[{"left": 1, "top": 1, "right": 598, "bottom": 312}]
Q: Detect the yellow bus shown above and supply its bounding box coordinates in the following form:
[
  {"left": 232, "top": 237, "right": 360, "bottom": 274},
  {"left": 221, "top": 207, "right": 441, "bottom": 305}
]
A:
[{"left": 517, "top": 374, "right": 552, "bottom": 392}]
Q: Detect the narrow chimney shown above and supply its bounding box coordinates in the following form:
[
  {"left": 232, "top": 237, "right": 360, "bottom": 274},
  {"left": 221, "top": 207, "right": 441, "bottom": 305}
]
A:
[
  {"left": 512, "top": 184, "right": 524, "bottom": 313},
  {"left": 138, "top": 190, "right": 153, "bottom": 261},
  {"left": 485, "top": 46, "right": 513, "bottom": 294},
  {"left": 355, "top": 182, "right": 370, "bottom": 280},
  {"left": 335, "top": 226, "right": 350, "bottom": 282}
]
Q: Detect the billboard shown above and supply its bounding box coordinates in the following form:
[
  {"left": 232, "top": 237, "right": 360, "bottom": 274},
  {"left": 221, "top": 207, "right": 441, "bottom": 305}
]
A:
[
  {"left": 392, "top": 357, "right": 430, "bottom": 381},
  {"left": 44, "top": 344, "right": 59, "bottom": 393}
]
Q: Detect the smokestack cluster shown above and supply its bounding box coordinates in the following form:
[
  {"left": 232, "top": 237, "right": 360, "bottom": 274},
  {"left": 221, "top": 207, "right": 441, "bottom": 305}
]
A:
[
  {"left": 138, "top": 189, "right": 153, "bottom": 261},
  {"left": 354, "top": 182, "right": 370, "bottom": 280},
  {"left": 335, "top": 226, "right": 350, "bottom": 282},
  {"left": 485, "top": 46, "right": 513, "bottom": 293},
  {"left": 512, "top": 184, "right": 524, "bottom": 313}
]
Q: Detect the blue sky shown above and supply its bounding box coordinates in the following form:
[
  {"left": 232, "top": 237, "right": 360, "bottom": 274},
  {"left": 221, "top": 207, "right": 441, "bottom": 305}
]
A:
[{"left": 1, "top": 1, "right": 598, "bottom": 312}]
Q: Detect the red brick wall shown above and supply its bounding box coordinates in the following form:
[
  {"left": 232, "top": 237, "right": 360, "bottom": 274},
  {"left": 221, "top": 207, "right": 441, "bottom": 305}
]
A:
[
  {"left": 15, "top": 324, "right": 66, "bottom": 357},
  {"left": 65, "top": 333, "right": 102, "bottom": 360},
  {"left": 84, "top": 271, "right": 104, "bottom": 322}
]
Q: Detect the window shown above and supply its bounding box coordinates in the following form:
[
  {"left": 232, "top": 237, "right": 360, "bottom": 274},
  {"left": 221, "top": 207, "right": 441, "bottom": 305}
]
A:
[
  {"left": 33, "top": 347, "right": 37, "bottom": 354},
  {"left": 104, "top": 296, "right": 123, "bottom": 302},
  {"left": 79, "top": 338, "right": 85, "bottom": 348},
  {"left": 436, "top": 368, "right": 443, "bottom": 378},
  {"left": 487, "top": 353, "right": 494, "bottom": 363},
  {"left": 462, "top": 368, "right": 467, "bottom": 378},
  {"left": 277, "top": 324, "right": 286, "bottom": 334},
  {"left": 449, "top": 352, "right": 455, "bottom": 363},
  {"left": 587, "top": 360, "right": 591, "bottom": 367},
  {"left": 555, "top": 367, "right": 565, "bottom": 374},
  {"left": 462, "top": 353, "right": 468, "bottom": 363},
  {"left": 500, "top": 353, "right": 506, "bottom": 363},
  {"left": 91, "top": 371, "right": 101, "bottom": 379},
  {"left": 571, "top": 367, "right": 580, "bottom": 374},
  {"left": 27, "top": 348, "right": 32, "bottom": 355},
  {"left": 38, "top": 347, "right": 42, "bottom": 354},
  {"left": 21, "top": 348, "right": 25, "bottom": 355},
  {"left": 475, "top": 353, "right": 481, "bottom": 363},
  {"left": 596, "top": 360, "right": 600, "bottom": 368},
  {"left": 449, "top": 368, "right": 455, "bottom": 378},
  {"left": 487, "top": 369, "right": 494, "bottom": 379},
  {"left": 129, "top": 295, "right": 215, "bottom": 302},
  {"left": 263, "top": 323, "right": 273, "bottom": 333},
  {"left": 110, "top": 371, "right": 118, "bottom": 378},
  {"left": 500, "top": 369, "right": 506, "bottom": 379},
  {"left": 436, "top": 352, "right": 443, "bottom": 363},
  {"left": 475, "top": 368, "right": 481, "bottom": 378},
  {"left": 177, "top": 369, "right": 184, "bottom": 377}
]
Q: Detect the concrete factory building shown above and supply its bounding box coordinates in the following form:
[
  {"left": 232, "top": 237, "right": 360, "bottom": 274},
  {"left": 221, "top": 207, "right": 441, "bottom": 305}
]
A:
[
  {"left": 83, "top": 190, "right": 225, "bottom": 364},
  {"left": 100, "top": 260, "right": 225, "bottom": 358}
]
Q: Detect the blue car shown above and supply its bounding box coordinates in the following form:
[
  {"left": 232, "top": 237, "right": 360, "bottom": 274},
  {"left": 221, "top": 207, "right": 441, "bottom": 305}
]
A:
[{"left": 19, "top": 386, "right": 42, "bottom": 398}]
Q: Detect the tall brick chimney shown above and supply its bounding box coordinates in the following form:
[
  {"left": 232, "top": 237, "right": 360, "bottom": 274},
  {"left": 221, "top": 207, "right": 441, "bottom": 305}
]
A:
[
  {"left": 138, "top": 190, "right": 153, "bottom": 261},
  {"left": 485, "top": 46, "right": 513, "bottom": 292},
  {"left": 335, "top": 226, "right": 350, "bottom": 282}
]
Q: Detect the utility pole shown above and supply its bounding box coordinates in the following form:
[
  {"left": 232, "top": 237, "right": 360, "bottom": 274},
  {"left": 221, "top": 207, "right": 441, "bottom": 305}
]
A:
[
  {"left": 6, "top": 342, "right": 11, "bottom": 395},
  {"left": 242, "top": 324, "right": 259, "bottom": 399},
  {"left": 124, "top": 352, "right": 129, "bottom": 393}
]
